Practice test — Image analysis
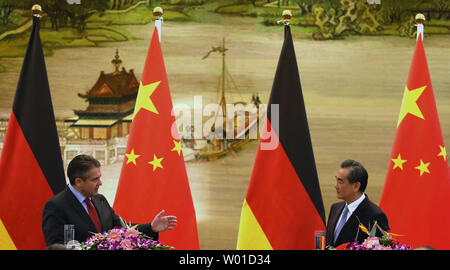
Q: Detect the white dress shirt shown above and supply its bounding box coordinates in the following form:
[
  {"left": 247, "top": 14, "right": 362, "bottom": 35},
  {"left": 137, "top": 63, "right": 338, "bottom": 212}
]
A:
[{"left": 335, "top": 193, "right": 366, "bottom": 227}]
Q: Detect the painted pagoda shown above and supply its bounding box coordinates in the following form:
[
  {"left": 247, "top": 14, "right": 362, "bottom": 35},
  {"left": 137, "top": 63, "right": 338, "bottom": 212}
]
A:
[
  {"left": 66, "top": 49, "right": 138, "bottom": 140},
  {"left": 62, "top": 49, "right": 138, "bottom": 165}
]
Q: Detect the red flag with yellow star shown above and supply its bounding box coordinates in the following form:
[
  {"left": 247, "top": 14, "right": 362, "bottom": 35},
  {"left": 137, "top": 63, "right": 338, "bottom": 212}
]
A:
[
  {"left": 379, "top": 34, "right": 450, "bottom": 249},
  {"left": 113, "top": 28, "right": 199, "bottom": 249}
]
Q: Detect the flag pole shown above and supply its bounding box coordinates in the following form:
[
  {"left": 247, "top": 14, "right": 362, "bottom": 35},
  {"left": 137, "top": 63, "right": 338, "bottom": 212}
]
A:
[
  {"left": 153, "top": 6, "right": 163, "bottom": 42},
  {"left": 415, "top": 13, "right": 425, "bottom": 40}
]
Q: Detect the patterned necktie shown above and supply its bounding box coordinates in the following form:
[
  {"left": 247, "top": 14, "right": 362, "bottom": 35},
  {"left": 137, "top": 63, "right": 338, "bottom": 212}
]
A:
[
  {"left": 84, "top": 198, "right": 101, "bottom": 232},
  {"left": 334, "top": 205, "right": 349, "bottom": 244}
]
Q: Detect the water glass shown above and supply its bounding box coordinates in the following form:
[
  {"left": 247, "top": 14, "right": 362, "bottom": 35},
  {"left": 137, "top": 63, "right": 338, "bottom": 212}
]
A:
[{"left": 315, "top": 230, "right": 325, "bottom": 250}]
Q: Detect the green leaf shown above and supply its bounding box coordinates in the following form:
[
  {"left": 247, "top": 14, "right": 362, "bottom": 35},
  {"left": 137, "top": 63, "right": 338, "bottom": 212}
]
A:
[
  {"left": 377, "top": 223, "right": 388, "bottom": 237},
  {"left": 379, "top": 235, "right": 393, "bottom": 247},
  {"left": 118, "top": 215, "right": 129, "bottom": 228},
  {"left": 369, "top": 220, "right": 378, "bottom": 237}
]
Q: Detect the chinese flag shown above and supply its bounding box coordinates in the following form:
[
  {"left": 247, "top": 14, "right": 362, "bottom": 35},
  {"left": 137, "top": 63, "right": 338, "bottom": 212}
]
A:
[
  {"left": 0, "top": 16, "right": 66, "bottom": 250},
  {"left": 236, "top": 26, "right": 326, "bottom": 250},
  {"left": 379, "top": 34, "right": 450, "bottom": 249},
  {"left": 113, "top": 28, "right": 199, "bottom": 249}
]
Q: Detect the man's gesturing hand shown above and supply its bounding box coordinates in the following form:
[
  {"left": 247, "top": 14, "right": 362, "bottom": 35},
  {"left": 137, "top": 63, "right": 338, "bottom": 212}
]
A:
[{"left": 151, "top": 210, "right": 178, "bottom": 232}]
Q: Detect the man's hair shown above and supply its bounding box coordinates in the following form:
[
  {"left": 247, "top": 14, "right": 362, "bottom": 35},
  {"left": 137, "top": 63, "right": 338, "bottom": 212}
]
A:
[
  {"left": 340, "top": 159, "right": 368, "bottom": 193},
  {"left": 67, "top": 155, "right": 100, "bottom": 185}
]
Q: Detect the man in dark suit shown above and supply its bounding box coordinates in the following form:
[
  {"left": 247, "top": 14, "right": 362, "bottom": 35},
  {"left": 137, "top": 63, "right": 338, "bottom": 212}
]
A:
[
  {"left": 42, "top": 154, "right": 177, "bottom": 246},
  {"left": 326, "top": 160, "right": 390, "bottom": 248}
]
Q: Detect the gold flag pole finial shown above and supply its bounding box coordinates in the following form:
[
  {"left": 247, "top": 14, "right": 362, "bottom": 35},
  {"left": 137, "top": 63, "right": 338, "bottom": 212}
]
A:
[
  {"left": 415, "top": 13, "right": 425, "bottom": 40},
  {"left": 32, "top": 4, "right": 42, "bottom": 18},
  {"left": 277, "top": 10, "right": 292, "bottom": 26},
  {"left": 153, "top": 6, "right": 163, "bottom": 20}
]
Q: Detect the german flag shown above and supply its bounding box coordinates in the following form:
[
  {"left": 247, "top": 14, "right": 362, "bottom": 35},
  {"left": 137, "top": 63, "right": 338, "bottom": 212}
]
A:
[
  {"left": 237, "top": 25, "right": 325, "bottom": 250},
  {"left": 0, "top": 15, "right": 66, "bottom": 250}
]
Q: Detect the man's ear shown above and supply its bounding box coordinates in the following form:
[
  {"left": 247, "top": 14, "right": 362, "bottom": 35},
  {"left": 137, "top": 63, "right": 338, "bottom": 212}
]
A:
[
  {"left": 353, "top": 181, "right": 361, "bottom": 193},
  {"left": 74, "top": 177, "right": 84, "bottom": 187}
]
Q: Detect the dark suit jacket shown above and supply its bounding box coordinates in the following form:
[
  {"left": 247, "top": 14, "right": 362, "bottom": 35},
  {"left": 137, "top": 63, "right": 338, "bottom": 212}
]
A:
[
  {"left": 42, "top": 186, "right": 158, "bottom": 246},
  {"left": 326, "top": 195, "right": 389, "bottom": 247}
]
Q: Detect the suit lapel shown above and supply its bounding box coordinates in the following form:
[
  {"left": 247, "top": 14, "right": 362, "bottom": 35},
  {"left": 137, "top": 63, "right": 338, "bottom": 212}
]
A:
[
  {"left": 65, "top": 186, "right": 98, "bottom": 233},
  {"left": 352, "top": 196, "right": 369, "bottom": 224},
  {"left": 330, "top": 202, "right": 345, "bottom": 243}
]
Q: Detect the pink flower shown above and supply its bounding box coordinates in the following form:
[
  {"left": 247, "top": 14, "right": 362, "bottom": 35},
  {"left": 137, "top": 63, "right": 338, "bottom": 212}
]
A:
[
  {"left": 107, "top": 230, "right": 122, "bottom": 243},
  {"left": 362, "top": 237, "right": 380, "bottom": 249},
  {"left": 124, "top": 228, "right": 140, "bottom": 239},
  {"left": 120, "top": 239, "right": 133, "bottom": 250}
]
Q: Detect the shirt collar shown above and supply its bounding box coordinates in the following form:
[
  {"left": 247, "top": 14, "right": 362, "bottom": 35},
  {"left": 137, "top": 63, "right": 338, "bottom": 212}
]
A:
[
  {"left": 68, "top": 184, "right": 87, "bottom": 204},
  {"left": 345, "top": 193, "right": 366, "bottom": 216}
]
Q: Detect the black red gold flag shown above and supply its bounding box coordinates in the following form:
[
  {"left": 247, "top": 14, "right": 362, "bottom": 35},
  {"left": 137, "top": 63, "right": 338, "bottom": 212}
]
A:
[
  {"left": 237, "top": 25, "right": 326, "bottom": 249},
  {"left": 0, "top": 16, "right": 66, "bottom": 250}
]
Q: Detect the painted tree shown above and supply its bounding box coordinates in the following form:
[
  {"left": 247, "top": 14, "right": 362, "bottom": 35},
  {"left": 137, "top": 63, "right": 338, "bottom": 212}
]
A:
[
  {"left": 0, "top": 0, "right": 14, "bottom": 25},
  {"left": 434, "top": 0, "right": 450, "bottom": 19},
  {"left": 65, "top": 0, "right": 108, "bottom": 32},
  {"left": 38, "top": 0, "right": 68, "bottom": 31},
  {"left": 111, "top": 0, "right": 140, "bottom": 10},
  {"left": 9, "top": 0, "right": 108, "bottom": 31},
  {"left": 312, "top": 0, "right": 381, "bottom": 40},
  {"left": 295, "top": 0, "right": 344, "bottom": 15},
  {"left": 378, "top": 0, "right": 412, "bottom": 24}
]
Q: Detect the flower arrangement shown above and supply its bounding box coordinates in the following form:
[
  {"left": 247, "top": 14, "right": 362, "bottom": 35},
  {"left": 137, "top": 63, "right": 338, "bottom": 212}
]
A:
[
  {"left": 345, "top": 220, "right": 411, "bottom": 250},
  {"left": 346, "top": 235, "right": 411, "bottom": 250},
  {"left": 329, "top": 220, "right": 412, "bottom": 250},
  {"left": 80, "top": 226, "right": 174, "bottom": 250}
]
